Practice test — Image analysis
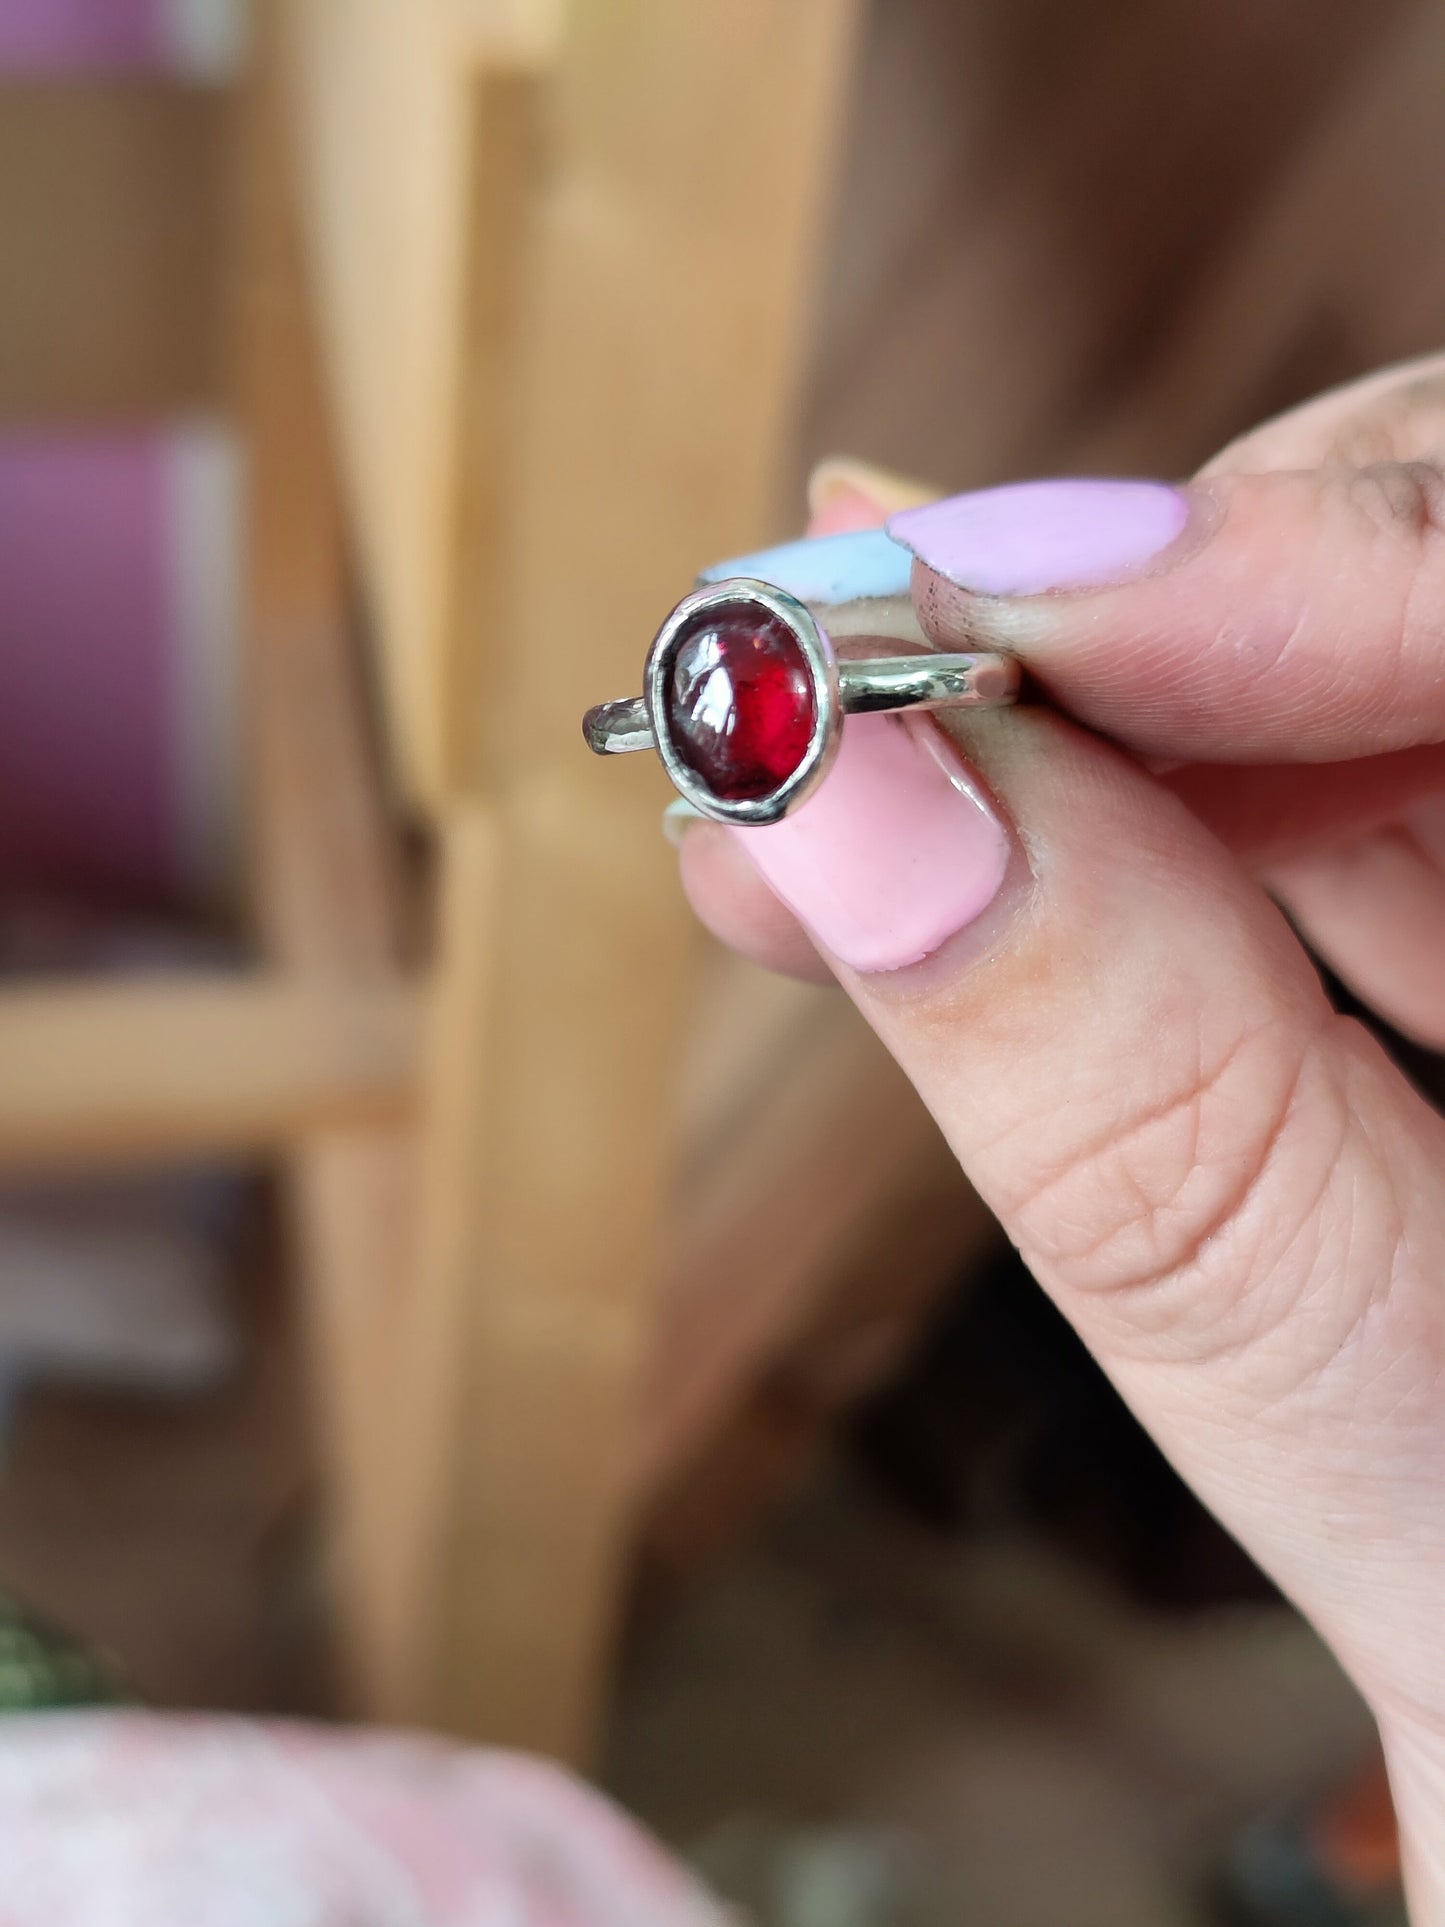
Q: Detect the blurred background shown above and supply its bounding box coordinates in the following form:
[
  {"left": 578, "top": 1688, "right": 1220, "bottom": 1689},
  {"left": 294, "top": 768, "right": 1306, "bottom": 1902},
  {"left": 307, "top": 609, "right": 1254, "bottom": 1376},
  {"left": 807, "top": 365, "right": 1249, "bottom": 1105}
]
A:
[{"left": 0, "top": 0, "right": 1440, "bottom": 1920}]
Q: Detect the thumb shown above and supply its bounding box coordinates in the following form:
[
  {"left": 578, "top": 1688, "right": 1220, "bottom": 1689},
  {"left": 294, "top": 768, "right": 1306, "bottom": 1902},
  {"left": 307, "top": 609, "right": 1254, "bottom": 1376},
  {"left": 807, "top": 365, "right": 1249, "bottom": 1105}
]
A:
[{"left": 725, "top": 692, "right": 1445, "bottom": 1751}]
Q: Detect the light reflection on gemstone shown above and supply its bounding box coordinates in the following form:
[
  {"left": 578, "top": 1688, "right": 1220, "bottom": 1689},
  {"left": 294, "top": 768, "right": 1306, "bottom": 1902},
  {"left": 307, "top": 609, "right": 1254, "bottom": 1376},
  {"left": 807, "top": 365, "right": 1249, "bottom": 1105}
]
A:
[{"left": 666, "top": 601, "right": 815, "bottom": 801}]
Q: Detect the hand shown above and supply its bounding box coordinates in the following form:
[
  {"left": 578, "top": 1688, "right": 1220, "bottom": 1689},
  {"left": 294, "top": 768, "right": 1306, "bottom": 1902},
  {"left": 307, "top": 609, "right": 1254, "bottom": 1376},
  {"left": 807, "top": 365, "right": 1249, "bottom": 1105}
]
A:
[{"left": 676, "top": 357, "right": 1445, "bottom": 1915}]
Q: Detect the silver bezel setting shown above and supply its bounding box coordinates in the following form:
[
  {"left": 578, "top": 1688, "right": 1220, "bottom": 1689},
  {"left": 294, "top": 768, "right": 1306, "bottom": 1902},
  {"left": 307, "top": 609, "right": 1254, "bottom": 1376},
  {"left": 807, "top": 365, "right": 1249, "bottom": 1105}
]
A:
[{"left": 643, "top": 577, "right": 841, "bottom": 828}]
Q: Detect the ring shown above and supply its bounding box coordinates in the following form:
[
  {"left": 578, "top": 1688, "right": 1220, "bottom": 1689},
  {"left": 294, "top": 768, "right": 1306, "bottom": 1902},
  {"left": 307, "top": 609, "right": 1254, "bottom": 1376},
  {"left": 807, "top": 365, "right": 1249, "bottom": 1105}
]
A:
[{"left": 582, "top": 529, "right": 1019, "bottom": 826}]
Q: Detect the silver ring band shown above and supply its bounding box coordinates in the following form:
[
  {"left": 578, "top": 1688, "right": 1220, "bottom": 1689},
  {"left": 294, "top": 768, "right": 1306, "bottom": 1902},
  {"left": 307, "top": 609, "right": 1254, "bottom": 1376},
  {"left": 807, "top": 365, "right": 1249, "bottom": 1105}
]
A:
[
  {"left": 582, "top": 552, "right": 1019, "bottom": 826},
  {"left": 584, "top": 651, "right": 1018, "bottom": 757}
]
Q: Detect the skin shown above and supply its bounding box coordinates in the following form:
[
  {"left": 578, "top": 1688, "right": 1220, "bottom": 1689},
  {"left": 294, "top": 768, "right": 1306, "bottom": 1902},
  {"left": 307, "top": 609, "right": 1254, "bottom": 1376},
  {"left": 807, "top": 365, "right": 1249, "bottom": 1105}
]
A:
[{"left": 678, "top": 357, "right": 1445, "bottom": 1913}]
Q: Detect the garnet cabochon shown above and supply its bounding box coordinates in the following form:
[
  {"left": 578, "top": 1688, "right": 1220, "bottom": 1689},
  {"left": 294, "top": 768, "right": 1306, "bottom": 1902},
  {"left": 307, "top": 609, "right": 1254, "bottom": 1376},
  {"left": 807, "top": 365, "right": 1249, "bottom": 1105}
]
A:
[{"left": 665, "top": 601, "right": 818, "bottom": 802}]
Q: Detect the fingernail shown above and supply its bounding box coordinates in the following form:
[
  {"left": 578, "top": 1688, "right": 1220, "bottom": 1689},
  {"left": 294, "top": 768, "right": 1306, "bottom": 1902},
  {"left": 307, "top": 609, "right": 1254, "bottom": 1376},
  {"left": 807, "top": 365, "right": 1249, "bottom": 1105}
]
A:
[
  {"left": 807, "top": 456, "right": 937, "bottom": 531},
  {"left": 698, "top": 527, "right": 912, "bottom": 604},
  {"left": 662, "top": 798, "right": 704, "bottom": 847},
  {"left": 696, "top": 528, "right": 923, "bottom": 644},
  {"left": 731, "top": 714, "right": 1009, "bottom": 974},
  {"left": 807, "top": 479, "right": 890, "bottom": 537},
  {"left": 888, "top": 478, "right": 1189, "bottom": 596}
]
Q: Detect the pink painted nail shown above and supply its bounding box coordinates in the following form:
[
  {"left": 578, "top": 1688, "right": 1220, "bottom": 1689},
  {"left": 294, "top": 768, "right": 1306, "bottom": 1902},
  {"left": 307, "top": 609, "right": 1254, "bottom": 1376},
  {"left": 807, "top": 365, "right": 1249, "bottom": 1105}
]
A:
[
  {"left": 888, "top": 478, "right": 1189, "bottom": 596},
  {"left": 731, "top": 713, "right": 1009, "bottom": 974}
]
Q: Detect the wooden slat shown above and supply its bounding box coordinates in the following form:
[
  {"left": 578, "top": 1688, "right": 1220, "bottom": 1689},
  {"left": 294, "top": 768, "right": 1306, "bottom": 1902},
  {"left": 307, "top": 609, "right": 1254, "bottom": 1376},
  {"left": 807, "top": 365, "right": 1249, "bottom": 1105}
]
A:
[
  {"left": 403, "top": 0, "right": 864, "bottom": 1762},
  {"left": 237, "top": 21, "right": 425, "bottom": 1717},
  {"left": 277, "top": 0, "right": 556, "bottom": 806},
  {"left": 277, "top": 0, "right": 865, "bottom": 1758},
  {"left": 0, "top": 976, "right": 416, "bottom": 1169},
  {"left": 367, "top": 803, "right": 500, "bottom": 1715},
  {"left": 0, "top": 84, "right": 229, "bottom": 419}
]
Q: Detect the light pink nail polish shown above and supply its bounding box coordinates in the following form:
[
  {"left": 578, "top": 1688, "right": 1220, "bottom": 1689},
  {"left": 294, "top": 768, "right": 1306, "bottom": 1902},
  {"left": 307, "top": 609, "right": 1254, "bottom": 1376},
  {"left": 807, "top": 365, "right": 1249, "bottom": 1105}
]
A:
[
  {"left": 888, "top": 478, "right": 1189, "bottom": 596},
  {"left": 731, "top": 714, "right": 1009, "bottom": 973}
]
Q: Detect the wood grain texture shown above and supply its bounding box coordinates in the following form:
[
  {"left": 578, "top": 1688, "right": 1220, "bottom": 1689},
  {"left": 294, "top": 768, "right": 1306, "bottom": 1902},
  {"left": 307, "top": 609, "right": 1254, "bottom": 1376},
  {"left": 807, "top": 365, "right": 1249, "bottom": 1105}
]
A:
[
  {"left": 267, "top": 1, "right": 868, "bottom": 1748},
  {"left": 237, "top": 22, "right": 426, "bottom": 1717},
  {"left": 0, "top": 84, "right": 229, "bottom": 419},
  {"left": 399, "top": 0, "right": 863, "bottom": 1760},
  {"left": 373, "top": 803, "right": 500, "bottom": 1718},
  {"left": 0, "top": 976, "right": 416, "bottom": 1168},
  {"left": 277, "top": 0, "right": 555, "bottom": 805}
]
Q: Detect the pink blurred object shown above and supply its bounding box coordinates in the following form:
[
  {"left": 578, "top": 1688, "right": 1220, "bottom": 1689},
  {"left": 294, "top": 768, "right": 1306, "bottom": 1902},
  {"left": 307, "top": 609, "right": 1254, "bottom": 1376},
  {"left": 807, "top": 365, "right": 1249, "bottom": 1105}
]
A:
[
  {"left": 0, "top": 435, "right": 171, "bottom": 899},
  {"left": 0, "top": 429, "right": 238, "bottom": 906},
  {"left": 0, "top": 0, "right": 242, "bottom": 77},
  {"left": 0, "top": 1712, "right": 730, "bottom": 1926},
  {"left": 0, "top": 0, "right": 163, "bottom": 70}
]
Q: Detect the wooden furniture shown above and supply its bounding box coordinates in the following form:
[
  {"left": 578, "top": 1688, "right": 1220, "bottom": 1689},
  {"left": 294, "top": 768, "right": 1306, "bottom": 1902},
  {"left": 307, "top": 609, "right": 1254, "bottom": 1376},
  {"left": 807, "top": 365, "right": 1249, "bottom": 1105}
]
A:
[
  {"left": 0, "top": 0, "right": 982, "bottom": 1765},
  {"left": 7, "top": 0, "right": 1445, "bottom": 1769},
  {"left": 265, "top": 0, "right": 1445, "bottom": 1761},
  {"left": 267, "top": 0, "right": 953, "bottom": 1760}
]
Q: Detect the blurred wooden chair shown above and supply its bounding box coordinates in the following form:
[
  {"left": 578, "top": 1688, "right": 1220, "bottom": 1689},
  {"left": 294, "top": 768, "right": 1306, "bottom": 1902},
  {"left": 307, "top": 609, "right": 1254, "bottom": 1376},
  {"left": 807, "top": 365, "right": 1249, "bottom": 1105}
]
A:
[
  {"left": 0, "top": 0, "right": 972, "bottom": 1766},
  {"left": 263, "top": 0, "right": 975, "bottom": 1761},
  {"left": 0, "top": 80, "right": 417, "bottom": 1198}
]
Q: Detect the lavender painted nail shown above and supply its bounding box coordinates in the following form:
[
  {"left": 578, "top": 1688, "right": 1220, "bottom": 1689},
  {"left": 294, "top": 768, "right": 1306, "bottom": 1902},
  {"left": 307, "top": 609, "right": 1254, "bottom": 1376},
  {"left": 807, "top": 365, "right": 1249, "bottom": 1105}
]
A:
[{"left": 887, "top": 479, "right": 1190, "bottom": 597}]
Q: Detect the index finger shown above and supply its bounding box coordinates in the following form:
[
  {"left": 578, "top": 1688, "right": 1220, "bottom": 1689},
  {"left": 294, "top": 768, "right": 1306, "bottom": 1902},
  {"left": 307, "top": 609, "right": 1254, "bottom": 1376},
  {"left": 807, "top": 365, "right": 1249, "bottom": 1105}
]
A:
[{"left": 895, "top": 459, "right": 1445, "bottom": 765}]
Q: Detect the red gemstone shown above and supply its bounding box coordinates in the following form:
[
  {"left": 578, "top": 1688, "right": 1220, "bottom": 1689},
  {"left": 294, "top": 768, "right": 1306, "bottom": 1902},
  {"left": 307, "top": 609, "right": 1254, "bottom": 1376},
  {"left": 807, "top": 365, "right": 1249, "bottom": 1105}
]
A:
[{"left": 666, "top": 601, "right": 817, "bottom": 801}]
